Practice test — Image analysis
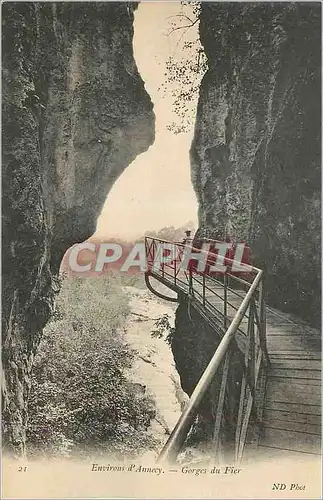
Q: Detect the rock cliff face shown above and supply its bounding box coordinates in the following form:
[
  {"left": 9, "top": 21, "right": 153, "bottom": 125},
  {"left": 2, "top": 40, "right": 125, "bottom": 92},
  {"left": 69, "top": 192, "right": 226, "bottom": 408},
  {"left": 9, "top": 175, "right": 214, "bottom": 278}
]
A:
[
  {"left": 2, "top": 2, "right": 154, "bottom": 456},
  {"left": 191, "top": 3, "right": 321, "bottom": 325},
  {"left": 171, "top": 3, "right": 320, "bottom": 451}
]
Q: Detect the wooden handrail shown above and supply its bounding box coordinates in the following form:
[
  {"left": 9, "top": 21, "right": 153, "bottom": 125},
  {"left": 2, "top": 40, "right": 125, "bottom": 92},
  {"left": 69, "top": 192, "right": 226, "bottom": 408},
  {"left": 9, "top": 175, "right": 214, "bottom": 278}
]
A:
[
  {"left": 157, "top": 269, "right": 263, "bottom": 463},
  {"left": 145, "top": 236, "right": 268, "bottom": 464},
  {"left": 145, "top": 236, "right": 261, "bottom": 273}
]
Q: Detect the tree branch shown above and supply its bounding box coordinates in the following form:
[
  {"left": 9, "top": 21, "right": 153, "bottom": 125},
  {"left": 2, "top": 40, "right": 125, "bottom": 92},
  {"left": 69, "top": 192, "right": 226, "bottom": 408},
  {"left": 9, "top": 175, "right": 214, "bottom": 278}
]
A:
[
  {"left": 167, "top": 18, "right": 198, "bottom": 36},
  {"left": 166, "top": 13, "right": 195, "bottom": 24}
]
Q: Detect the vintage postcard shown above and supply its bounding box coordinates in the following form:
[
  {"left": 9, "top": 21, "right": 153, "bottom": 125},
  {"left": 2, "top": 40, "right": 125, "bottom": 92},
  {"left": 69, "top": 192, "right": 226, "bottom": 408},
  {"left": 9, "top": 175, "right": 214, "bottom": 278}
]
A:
[{"left": 2, "top": 0, "right": 321, "bottom": 499}]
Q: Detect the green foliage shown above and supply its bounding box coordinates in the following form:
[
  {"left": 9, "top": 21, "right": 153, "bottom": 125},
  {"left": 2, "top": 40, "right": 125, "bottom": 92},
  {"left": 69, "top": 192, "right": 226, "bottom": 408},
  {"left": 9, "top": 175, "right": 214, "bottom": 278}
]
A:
[
  {"left": 160, "top": 2, "right": 207, "bottom": 134},
  {"left": 27, "top": 274, "right": 156, "bottom": 459},
  {"left": 163, "top": 42, "right": 207, "bottom": 134},
  {"left": 151, "top": 314, "right": 175, "bottom": 346}
]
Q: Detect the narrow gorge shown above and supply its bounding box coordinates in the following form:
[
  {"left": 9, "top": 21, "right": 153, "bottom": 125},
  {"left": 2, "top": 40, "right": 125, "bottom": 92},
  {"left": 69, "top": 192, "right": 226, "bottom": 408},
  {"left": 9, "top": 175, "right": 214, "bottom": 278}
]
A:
[{"left": 2, "top": 1, "right": 321, "bottom": 462}]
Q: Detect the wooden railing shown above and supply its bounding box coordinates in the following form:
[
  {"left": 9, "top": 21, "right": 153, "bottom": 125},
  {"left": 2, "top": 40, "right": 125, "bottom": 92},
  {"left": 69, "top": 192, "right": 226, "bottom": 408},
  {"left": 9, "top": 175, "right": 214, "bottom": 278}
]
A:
[{"left": 144, "top": 236, "right": 270, "bottom": 465}]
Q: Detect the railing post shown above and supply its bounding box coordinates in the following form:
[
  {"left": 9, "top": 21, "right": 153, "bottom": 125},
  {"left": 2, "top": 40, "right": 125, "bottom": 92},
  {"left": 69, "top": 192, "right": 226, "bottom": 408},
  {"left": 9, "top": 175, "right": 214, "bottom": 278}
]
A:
[
  {"left": 174, "top": 253, "right": 177, "bottom": 287},
  {"left": 157, "top": 270, "right": 263, "bottom": 464},
  {"left": 258, "top": 280, "right": 264, "bottom": 339},
  {"left": 161, "top": 243, "right": 165, "bottom": 278},
  {"left": 258, "top": 280, "right": 270, "bottom": 366},
  {"left": 203, "top": 273, "right": 206, "bottom": 306},
  {"left": 249, "top": 300, "right": 256, "bottom": 391},
  {"left": 152, "top": 239, "right": 155, "bottom": 267},
  {"left": 223, "top": 273, "right": 228, "bottom": 329},
  {"left": 235, "top": 297, "right": 255, "bottom": 463},
  {"left": 211, "top": 351, "right": 230, "bottom": 463},
  {"left": 235, "top": 319, "right": 250, "bottom": 462},
  {"left": 189, "top": 266, "right": 193, "bottom": 296}
]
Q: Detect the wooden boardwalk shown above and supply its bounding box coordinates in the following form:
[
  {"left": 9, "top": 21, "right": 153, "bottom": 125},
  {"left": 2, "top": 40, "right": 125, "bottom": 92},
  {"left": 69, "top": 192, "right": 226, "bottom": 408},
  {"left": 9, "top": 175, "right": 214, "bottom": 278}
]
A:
[
  {"left": 195, "top": 278, "right": 321, "bottom": 457},
  {"left": 149, "top": 270, "right": 322, "bottom": 457},
  {"left": 261, "top": 310, "right": 321, "bottom": 457},
  {"left": 145, "top": 236, "right": 321, "bottom": 461}
]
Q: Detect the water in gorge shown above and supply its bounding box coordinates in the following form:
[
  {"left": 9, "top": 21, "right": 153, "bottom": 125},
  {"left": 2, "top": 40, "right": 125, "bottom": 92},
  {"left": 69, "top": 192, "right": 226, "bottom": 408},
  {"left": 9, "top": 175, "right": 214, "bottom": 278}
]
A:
[{"left": 3, "top": 2, "right": 321, "bottom": 498}]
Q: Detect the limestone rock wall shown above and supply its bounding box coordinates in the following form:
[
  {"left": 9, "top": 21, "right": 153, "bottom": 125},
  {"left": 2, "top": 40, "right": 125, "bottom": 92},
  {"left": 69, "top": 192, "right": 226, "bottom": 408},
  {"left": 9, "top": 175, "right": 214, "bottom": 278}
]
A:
[
  {"left": 2, "top": 2, "right": 154, "bottom": 455},
  {"left": 171, "top": 3, "right": 320, "bottom": 451},
  {"left": 191, "top": 3, "right": 321, "bottom": 324}
]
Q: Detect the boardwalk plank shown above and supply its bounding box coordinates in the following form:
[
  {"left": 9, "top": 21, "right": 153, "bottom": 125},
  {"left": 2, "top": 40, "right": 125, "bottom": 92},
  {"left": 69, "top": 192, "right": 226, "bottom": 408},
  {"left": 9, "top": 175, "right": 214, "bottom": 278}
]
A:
[
  {"left": 266, "top": 380, "right": 320, "bottom": 405},
  {"left": 263, "top": 419, "right": 321, "bottom": 435},
  {"left": 268, "top": 375, "right": 321, "bottom": 386},
  {"left": 265, "top": 400, "right": 321, "bottom": 415},
  {"left": 268, "top": 368, "right": 321, "bottom": 380},
  {"left": 270, "top": 359, "right": 322, "bottom": 370},
  {"left": 269, "top": 354, "right": 321, "bottom": 360},
  {"left": 148, "top": 265, "right": 322, "bottom": 458},
  {"left": 256, "top": 445, "right": 321, "bottom": 460},
  {"left": 260, "top": 428, "right": 321, "bottom": 454},
  {"left": 267, "top": 337, "right": 321, "bottom": 350},
  {"left": 263, "top": 409, "right": 321, "bottom": 426}
]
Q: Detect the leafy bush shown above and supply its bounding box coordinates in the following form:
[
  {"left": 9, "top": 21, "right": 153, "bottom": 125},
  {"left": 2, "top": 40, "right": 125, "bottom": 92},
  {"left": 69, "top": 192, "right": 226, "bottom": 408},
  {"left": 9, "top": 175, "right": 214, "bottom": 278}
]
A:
[
  {"left": 151, "top": 313, "right": 175, "bottom": 345},
  {"left": 27, "top": 274, "right": 156, "bottom": 459}
]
